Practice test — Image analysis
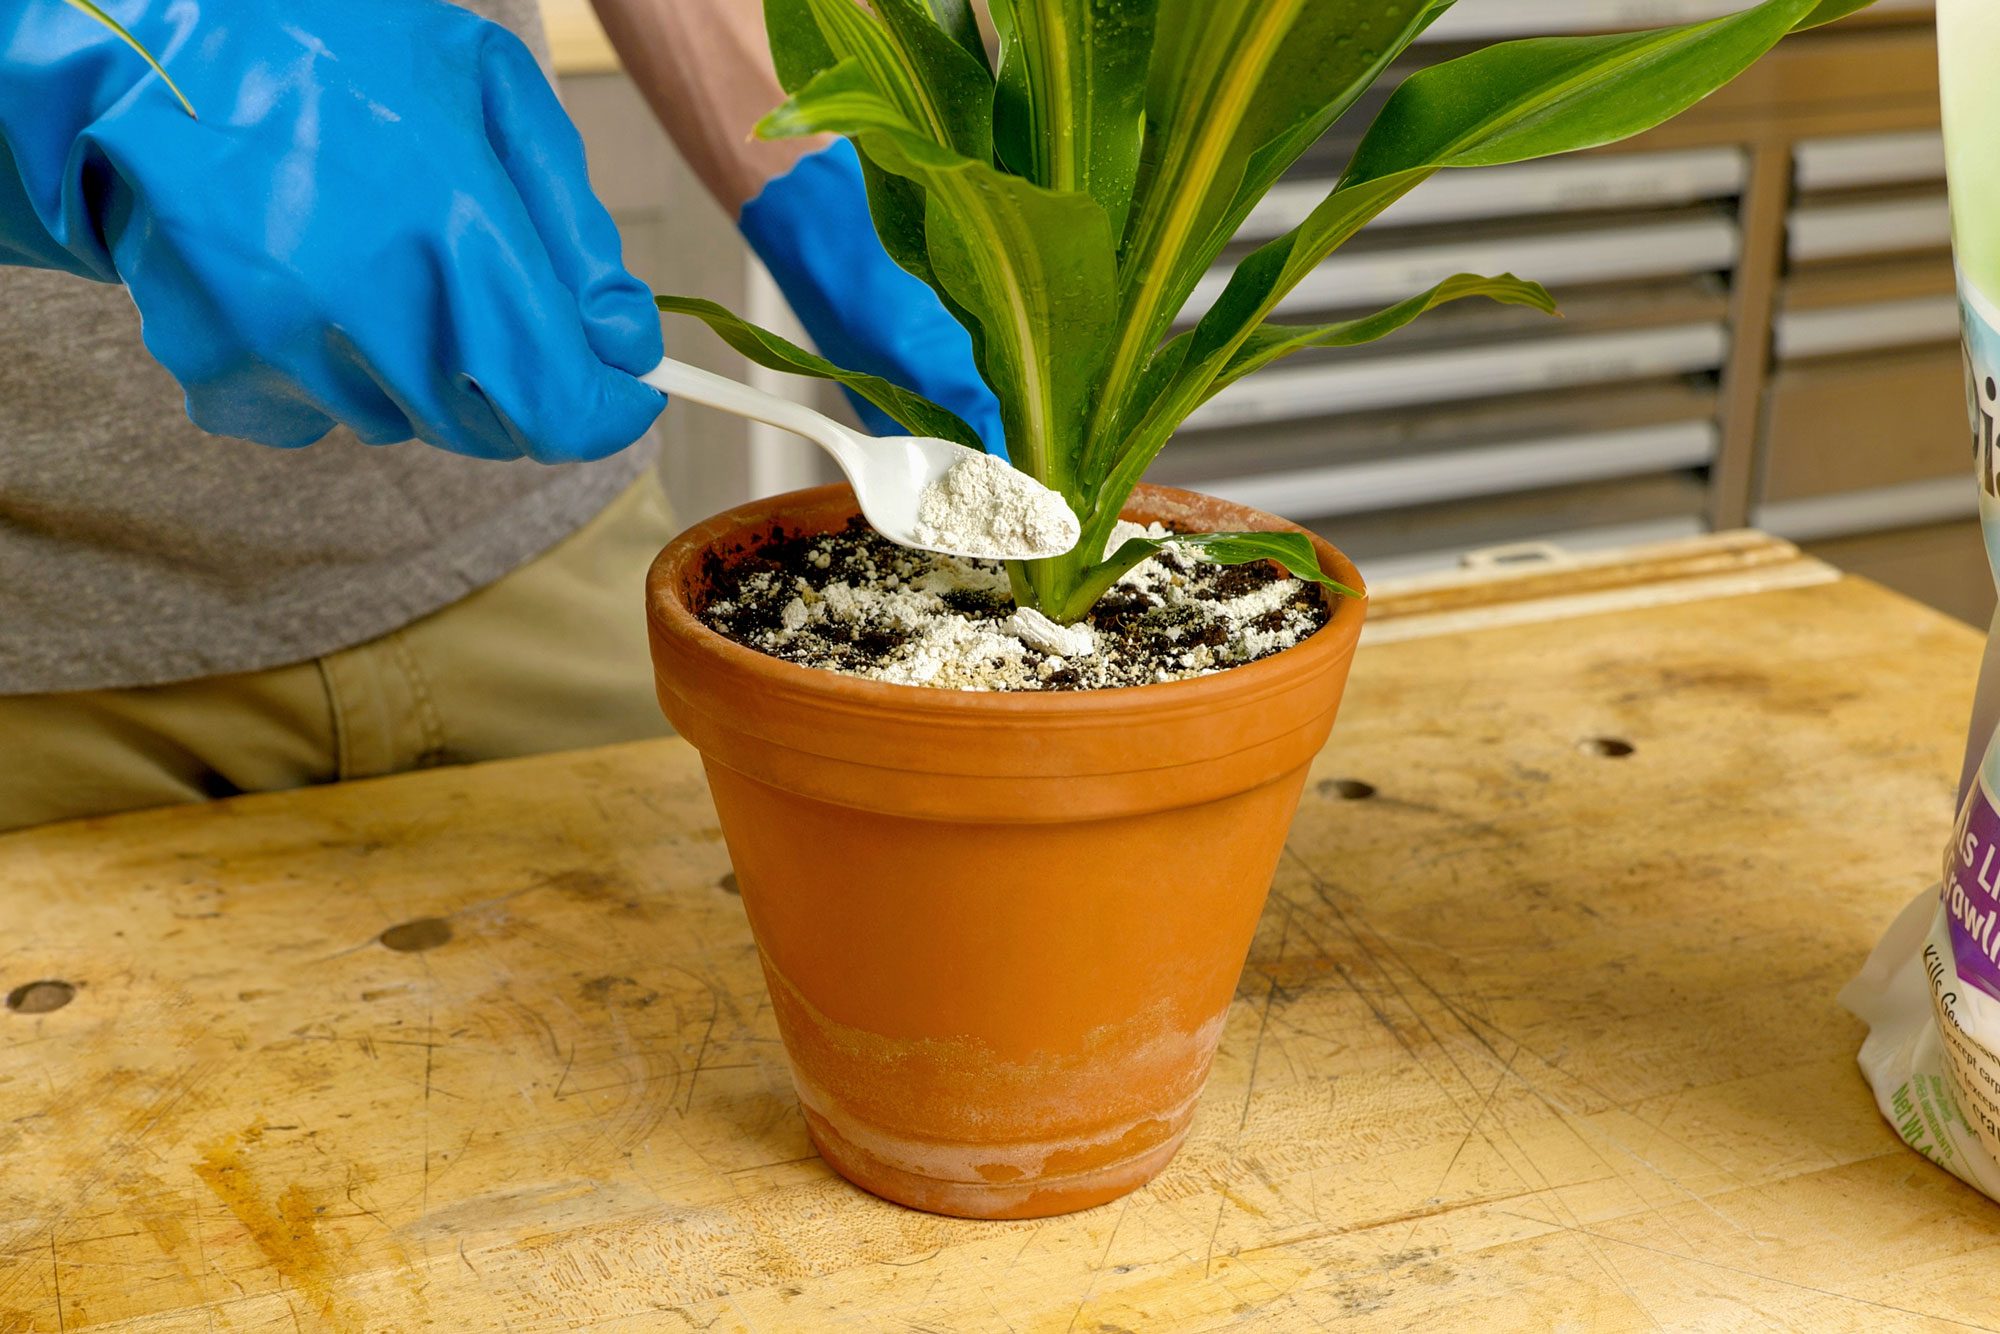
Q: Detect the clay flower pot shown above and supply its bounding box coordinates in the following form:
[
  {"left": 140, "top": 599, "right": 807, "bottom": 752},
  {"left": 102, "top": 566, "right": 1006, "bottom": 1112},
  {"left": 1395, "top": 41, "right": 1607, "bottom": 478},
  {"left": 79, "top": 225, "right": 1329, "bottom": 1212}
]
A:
[{"left": 645, "top": 483, "right": 1366, "bottom": 1219}]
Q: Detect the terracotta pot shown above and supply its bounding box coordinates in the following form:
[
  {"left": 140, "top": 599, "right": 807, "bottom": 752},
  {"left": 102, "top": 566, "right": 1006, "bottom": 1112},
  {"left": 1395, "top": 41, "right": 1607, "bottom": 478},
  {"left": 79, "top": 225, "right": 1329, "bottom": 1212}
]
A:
[{"left": 645, "top": 483, "right": 1366, "bottom": 1219}]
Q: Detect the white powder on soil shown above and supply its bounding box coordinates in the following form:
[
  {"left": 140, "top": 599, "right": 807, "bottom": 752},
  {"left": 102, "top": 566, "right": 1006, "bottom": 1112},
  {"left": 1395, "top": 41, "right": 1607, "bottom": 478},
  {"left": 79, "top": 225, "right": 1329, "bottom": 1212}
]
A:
[
  {"left": 910, "top": 453, "right": 1080, "bottom": 558},
  {"left": 1004, "top": 606, "right": 1097, "bottom": 660},
  {"left": 701, "top": 519, "right": 1328, "bottom": 693}
]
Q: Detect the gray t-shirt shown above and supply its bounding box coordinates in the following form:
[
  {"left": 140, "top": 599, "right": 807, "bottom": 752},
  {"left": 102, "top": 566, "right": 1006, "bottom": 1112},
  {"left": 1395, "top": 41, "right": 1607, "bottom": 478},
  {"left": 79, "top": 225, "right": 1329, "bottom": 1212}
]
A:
[{"left": 0, "top": 0, "right": 657, "bottom": 695}]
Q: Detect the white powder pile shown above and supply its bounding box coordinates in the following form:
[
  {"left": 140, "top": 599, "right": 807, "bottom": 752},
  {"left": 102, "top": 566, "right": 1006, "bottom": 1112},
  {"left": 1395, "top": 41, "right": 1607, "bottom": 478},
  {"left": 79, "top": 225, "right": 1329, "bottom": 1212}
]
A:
[
  {"left": 794, "top": 557, "right": 1044, "bottom": 691},
  {"left": 700, "top": 518, "right": 1329, "bottom": 693},
  {"left": 1004, "top": 606, "right": 1096, "bottom": 659},
  {"left": 910, "top": 453, "right": 1080, "bottom": 558}
]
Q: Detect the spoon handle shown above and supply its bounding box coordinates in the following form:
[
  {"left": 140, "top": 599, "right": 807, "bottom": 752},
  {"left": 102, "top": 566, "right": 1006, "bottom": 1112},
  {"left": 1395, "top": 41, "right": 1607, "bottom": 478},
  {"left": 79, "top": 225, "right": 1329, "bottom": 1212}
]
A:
[{"left": 641, "top": 357, "right": 853, "bottom": 461}]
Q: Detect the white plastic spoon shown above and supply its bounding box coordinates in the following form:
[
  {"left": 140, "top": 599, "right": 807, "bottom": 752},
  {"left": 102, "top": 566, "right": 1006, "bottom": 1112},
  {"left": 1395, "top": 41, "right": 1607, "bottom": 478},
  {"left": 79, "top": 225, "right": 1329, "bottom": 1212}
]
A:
[{"left": 640, "top": 357, "right": 1077, "bottom": 561}]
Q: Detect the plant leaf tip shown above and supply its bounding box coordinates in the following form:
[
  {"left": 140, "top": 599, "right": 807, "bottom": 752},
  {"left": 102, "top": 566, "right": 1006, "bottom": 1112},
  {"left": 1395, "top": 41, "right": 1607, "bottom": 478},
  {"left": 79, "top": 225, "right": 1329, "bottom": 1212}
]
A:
[{"left": 61, "top": 0, "right": 197, "bottom": 118}]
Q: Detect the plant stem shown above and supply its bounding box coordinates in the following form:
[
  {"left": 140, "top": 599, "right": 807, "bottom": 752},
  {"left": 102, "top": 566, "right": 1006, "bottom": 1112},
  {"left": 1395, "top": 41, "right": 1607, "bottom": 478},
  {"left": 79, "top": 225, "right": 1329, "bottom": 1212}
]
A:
[
  {"left": 1012, "top": 497, "right": 1120, "bottom": 624},
  {"left": 1005, "top": 558, "right": 1036, "bottom": 608},
  {"left": 1026, "top": 550, "right": 1066, "bottom": 611},
  {"left": 1047, "top": 546, "right": 1147, "bottom": 622}
]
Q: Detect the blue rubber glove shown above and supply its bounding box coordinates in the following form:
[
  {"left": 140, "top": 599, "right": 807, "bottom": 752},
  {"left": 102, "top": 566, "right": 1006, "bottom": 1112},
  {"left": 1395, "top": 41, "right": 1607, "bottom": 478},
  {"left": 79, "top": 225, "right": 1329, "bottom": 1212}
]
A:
[
  {"left": 739, "top": 140, "right": 1006, "bottom": 458},
  {"left": 0, "top": 0, "right": 663, "bottom": 462}
]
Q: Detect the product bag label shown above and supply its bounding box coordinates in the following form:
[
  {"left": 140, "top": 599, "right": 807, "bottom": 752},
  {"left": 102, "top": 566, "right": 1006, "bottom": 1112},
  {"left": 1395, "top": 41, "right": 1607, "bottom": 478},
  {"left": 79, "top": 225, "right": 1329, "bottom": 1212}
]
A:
[
  {"left": 1947, "top": 774, "right": 2000, "bottom": 1004},
  {"left": 1965, "top": 281, "right": 2000, "bottom": 582},
  {"left": 1931, "top": 284, "right": 2000, "bottom": 1168}
]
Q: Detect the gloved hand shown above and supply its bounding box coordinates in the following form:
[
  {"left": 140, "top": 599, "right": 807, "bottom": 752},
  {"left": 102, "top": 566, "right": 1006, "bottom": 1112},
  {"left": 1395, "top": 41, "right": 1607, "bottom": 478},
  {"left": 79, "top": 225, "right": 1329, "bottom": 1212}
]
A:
[
  {"left": 740, "top": 140, "right": 1007, "bottom": 457},
  {"left": 0, "top": 0, "right": 663, "bottom": 462}
]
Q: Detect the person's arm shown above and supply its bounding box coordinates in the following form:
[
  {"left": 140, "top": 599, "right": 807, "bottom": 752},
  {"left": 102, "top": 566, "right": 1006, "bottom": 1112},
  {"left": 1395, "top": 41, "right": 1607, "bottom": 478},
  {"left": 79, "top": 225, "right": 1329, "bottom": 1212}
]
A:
[
  {"left": 586, "top": 0, "right": 826, "bottom": 214},
  {"left": 588, "top": 0, "right": 1004, "bottom": 453},
  {"left": 0, "top": 0, "right": 664, "bottom": 463}
]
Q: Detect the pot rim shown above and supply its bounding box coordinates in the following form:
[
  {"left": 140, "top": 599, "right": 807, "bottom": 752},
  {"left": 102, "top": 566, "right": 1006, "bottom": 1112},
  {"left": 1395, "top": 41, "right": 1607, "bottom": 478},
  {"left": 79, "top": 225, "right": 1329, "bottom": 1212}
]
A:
[{"left": 646, "top": 482, "right": 1367, "bottom": 719}]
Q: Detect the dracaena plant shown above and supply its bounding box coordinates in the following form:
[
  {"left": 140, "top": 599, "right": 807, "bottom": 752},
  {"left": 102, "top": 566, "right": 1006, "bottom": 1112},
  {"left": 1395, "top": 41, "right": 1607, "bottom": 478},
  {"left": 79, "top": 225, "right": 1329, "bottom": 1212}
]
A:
[{"left": 662, "top": 0, "right": 1870, "bottom": 624}]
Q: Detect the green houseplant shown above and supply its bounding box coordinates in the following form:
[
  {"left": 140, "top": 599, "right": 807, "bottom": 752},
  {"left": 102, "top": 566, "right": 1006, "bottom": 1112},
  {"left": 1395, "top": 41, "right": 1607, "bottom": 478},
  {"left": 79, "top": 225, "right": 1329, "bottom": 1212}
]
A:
[
  {"left": 643, "top": 0, "right": 1871, "bottom": 1219},
  {"left": 661, "top": 0, "right": 1870, "bottom": 623}
]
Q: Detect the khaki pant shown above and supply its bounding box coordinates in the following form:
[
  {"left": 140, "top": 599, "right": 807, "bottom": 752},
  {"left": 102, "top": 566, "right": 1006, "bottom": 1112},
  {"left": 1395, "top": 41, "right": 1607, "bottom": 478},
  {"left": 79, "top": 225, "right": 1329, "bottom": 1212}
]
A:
[{"left": 0, "top": 472, "right": 679, "bottom": 835}]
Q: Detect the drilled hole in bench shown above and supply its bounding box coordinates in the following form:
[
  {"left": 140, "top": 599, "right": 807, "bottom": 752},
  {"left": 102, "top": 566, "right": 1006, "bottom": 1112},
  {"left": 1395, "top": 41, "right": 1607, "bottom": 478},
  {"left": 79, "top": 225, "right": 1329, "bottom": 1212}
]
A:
[
  {"left": 1322, "top": 779, "right": 1377, "bottom": 800},
  {"left": 1580, "top": 737, "right": 1636, "bottom": 758},
  {"left": 380, "top": 918, "right": 452, "bottom": 953},
  {"left": 7, "top": 980, "right": 75, "bottom": 1014}
]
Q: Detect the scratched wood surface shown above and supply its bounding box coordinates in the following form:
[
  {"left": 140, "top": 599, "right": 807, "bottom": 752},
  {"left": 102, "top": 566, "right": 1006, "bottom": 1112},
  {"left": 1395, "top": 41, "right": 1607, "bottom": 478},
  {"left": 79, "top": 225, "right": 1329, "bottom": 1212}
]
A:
[{"left": 4, "top": 549, "right": 2000, "bottom": 1331}]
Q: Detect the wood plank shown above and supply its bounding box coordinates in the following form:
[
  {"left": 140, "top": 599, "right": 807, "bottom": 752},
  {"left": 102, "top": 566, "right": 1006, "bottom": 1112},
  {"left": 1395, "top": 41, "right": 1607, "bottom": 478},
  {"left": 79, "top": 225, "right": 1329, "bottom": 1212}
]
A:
[
  {"left": 1710, "top": 141, "right": 1795, "bottom": 531},
  {"left": 1365, "top": 530, "right": 1838, "bottom": 639},
  {"left": 1, "top": 548, "right": 1990, "bottom": 1331}
]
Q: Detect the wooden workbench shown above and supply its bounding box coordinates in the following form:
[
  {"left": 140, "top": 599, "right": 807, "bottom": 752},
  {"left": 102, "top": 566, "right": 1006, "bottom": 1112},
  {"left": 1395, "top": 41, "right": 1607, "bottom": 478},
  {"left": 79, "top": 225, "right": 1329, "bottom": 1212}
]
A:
[{"left": 4, "top": 534, "right": 1998, "bottom": 1331}]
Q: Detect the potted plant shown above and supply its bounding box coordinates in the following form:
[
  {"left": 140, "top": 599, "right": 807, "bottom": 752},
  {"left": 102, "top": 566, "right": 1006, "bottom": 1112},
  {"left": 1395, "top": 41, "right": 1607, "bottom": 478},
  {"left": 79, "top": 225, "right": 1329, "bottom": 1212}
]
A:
[{"left": 648, "top": 0, "right": 1868, "bottom": 1219}]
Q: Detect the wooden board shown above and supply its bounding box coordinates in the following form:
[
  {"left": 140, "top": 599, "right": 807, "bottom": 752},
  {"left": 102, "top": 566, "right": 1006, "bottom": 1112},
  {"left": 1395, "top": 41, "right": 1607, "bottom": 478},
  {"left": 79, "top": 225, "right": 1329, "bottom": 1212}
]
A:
[
  {"left": 1364, "top": 529, "right": 1842, "bottom": 641},
  {"left": 3, "top": 548, "right": 1998, "bottom": 1331}
]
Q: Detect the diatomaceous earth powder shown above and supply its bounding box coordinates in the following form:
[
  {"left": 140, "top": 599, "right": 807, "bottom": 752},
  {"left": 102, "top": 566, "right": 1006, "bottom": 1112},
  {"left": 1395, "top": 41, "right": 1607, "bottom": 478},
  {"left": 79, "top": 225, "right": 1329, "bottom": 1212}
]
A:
[
  {"left": 910, "top": 452, "right": 1080, "bottom": 558},
  {"left": 698, "top": 518, "right": 1329, "bottom": 692}
]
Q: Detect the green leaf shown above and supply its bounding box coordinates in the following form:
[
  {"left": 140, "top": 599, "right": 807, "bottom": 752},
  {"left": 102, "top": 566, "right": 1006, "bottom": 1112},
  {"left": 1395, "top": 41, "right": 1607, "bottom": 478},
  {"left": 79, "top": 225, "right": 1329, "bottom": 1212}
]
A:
[
  {"left": 765, "top": 0, "right": 839, "bottom": 92},
  {"left": 920, "top": 0, "right": 990, "bottom": 69},
  {"left": 760, "top": 59, "right": 923, "bottom": 139},
  {"left": 1089, "top": 0, "right": 1435, "bottom": 464},
  {"left": 1342, "top": 0, "right": 1827, "bottom": 185},
  {"left": 869, "top": 0, "right": 997, "bottom": 161},
  {"left": 758, "top": 13, "right": 984, "bottom": 323},
  {"left": 1087, "top": 166, "right": 1429, "bottom": 530},
  {"left": 61, "top": 0, "right": 196, "bottom": 119},
  {"left": 759, "top": 62, "right": 1119, "bottom": 499},
  {"left": 987, "top": 0, "right": 1155, "bottom": 236},
  {"left": 787, "top": 0, "right": 989, "bottom": 158},
  {"left": 1096, "top": 0, "right": 1841, "bottom": 531},
  {"left": 1200, "top": 271, "right": 1557, "bottom": 399},
  {"left": 1054, "top": 531, "right": 1363, "bottom": 621},
  {"left": 759, "top": 61, "right": 940, "bottom": 291},
  {"left": 654, "top": 294, "right": 985, "bottom": 450},
  {"left": 855, "top": 154, "right": 941, "bottom": 288},
  {"left": 1175, "top": 533, "right": 1364, "bottom": 599}
]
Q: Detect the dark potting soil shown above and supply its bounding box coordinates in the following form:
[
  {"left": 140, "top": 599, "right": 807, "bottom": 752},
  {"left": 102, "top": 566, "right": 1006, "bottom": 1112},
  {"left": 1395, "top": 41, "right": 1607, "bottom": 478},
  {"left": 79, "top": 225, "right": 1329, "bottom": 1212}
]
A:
[{"left": 697, "top": 517, "right": 1331, "bottom": 693}]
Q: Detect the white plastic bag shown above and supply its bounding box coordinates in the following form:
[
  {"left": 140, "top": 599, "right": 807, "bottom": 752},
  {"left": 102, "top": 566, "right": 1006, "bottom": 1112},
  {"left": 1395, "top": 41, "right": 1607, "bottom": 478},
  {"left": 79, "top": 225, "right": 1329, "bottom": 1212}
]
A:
[
  {"left": 1843, "top": 879, "right": 2000, "bottom": 1197},
  {"left": 1840, "top": 0, "right": 2000, "bottom": 1201}
]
